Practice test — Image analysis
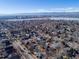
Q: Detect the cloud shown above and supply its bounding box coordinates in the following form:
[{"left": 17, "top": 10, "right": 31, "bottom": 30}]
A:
[
  {"left": 30, "top": 9, "right": 51, "bottom": 13},
  {"left": 50, "top": 7, "right": 79, "bottom": 12},
  {"left": 0, "top": 7, "right": 79, "bottom": 14},
  {"left": 30, "top": 8, "right": 79, "bottom": 13}
]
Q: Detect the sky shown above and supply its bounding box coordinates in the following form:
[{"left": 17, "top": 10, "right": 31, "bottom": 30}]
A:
[{"left": 0, "top": 0, "right": 79, "bottom": 14}]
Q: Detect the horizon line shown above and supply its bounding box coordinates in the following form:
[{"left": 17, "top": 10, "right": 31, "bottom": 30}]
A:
[{"left": 0, "top": 11, "right": 79, "bottom": 16}]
